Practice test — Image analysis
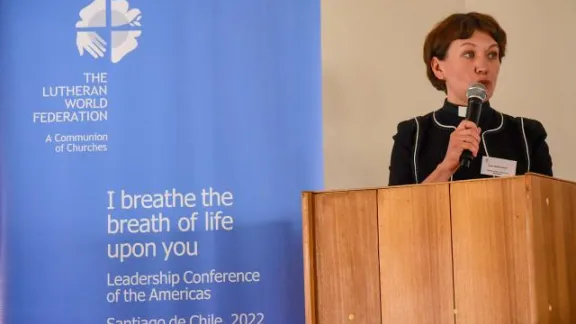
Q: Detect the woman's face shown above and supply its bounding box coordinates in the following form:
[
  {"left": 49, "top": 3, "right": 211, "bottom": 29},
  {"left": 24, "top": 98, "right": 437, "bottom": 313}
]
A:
[{"left": 432, "top": 30, "right": 501, "bottom": 105}]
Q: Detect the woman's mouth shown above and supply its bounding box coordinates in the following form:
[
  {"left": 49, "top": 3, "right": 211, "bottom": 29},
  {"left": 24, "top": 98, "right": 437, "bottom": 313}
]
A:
[{"left": 477, "top": 80, "right": 491, "bottom": 88}]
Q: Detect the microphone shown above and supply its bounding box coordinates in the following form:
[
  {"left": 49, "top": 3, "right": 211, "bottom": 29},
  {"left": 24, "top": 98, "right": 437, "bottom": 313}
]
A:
[{"left": 459, "top": 82, "right": 487, "bottom": 168}]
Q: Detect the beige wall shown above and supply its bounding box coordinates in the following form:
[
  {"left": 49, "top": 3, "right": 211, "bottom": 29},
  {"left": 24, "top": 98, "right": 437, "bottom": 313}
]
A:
[{"left": 322, "top": 0, "right": 576, "bottom": 189}]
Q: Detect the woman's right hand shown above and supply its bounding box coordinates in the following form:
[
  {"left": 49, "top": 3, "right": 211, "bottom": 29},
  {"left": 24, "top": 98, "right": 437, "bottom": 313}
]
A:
[{"left": 439, "top": 120, "right": 481, "bottom": 174}]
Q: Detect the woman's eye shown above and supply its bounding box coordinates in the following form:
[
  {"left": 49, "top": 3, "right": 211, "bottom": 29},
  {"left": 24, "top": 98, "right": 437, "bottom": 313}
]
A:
[
  {"left": 463, "top": 51, "right": 474, "bottom": 58},
  {"left": 488, "top": 51, "right": 499, "bottom": 59}
]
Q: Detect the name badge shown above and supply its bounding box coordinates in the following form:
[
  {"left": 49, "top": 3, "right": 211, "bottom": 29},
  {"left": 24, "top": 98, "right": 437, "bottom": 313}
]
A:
[{"left": 480, "top": 156, "right": 517, "bottom": 177}]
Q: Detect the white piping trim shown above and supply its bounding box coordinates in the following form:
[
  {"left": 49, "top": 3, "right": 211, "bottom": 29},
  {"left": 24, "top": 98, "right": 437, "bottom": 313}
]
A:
[
  {"left": 413, "top": 117, "right": 420, "bottom": 183},
  {"left": 432, "top": 112, "right": 455, "bottom": 181},
  {"left": 481, "top": 112, "right": 504, "bottom": 158},
  {"left": 481, "top": 112, "right": 504, "bottom": 178},
  {"left": 433, "top": 111, "right": 457, "bottom": 130},
  {"left": 521, "top": 117, "right": 531, "bottom": 172}
]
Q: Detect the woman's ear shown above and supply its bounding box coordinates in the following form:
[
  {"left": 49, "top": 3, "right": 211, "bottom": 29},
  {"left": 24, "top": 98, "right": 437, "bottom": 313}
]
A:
[{"left": 431, "top": 57, "right": 444, "bottom": 80}]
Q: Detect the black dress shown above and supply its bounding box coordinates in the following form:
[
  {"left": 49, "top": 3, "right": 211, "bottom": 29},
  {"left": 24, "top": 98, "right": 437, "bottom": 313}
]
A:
[{"left": 387, "top": 99, "right": 553, "bottom": 186}]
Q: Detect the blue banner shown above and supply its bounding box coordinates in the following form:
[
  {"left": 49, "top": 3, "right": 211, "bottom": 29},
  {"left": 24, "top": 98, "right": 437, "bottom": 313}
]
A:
[{"left": 0, "top": 1, "right": 323, "bottom": 323}]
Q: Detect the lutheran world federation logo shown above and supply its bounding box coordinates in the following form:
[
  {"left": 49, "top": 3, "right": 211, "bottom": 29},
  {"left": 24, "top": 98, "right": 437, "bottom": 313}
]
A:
[{"left": 75, "top": 0, "right": 142, "bottom": 63}]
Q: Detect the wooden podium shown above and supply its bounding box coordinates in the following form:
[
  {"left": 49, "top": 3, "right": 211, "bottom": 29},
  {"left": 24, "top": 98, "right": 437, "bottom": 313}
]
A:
[{"left": 302, "top": 173, "right": 576, "bottom": 324}]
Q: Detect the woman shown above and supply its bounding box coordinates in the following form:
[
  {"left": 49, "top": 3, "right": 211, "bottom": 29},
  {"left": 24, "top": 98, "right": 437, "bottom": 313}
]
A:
[{"left": 387, "top": 12, "right": 553, "bottom": 186}]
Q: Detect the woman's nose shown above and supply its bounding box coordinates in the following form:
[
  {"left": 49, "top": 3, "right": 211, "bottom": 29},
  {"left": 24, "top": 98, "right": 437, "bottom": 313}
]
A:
[{"left": 474, "top": 58, "right": 489, "bottom": 74}]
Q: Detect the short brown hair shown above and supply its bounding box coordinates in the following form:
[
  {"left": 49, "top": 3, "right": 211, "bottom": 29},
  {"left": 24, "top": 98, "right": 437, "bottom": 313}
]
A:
[{"left": 423, "top": 12, "right": 507, "bottom": 92}]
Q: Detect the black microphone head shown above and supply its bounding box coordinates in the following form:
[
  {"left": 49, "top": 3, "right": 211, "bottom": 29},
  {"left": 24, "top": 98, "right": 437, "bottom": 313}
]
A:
[{"left": 466, "top": 82, "right": 487, "bottom": 102}]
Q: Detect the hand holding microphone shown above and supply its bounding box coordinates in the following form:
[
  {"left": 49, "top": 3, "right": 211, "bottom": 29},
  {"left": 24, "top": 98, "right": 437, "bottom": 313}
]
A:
[{"left": 439, "top": 82, "right": 486, "bottom": 173}]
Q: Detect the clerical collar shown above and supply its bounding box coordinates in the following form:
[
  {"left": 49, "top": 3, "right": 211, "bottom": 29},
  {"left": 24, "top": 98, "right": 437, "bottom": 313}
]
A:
[{"left": 434, "top": 98, "right": 497, "bottom": 128}]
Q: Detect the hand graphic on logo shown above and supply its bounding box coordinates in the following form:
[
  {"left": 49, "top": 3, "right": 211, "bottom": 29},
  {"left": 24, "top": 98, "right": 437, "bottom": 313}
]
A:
[
  {"left": 76, "top": 31, "right": 107, "bottom": 59},
  {"left": 75, "top": 0, "right": 142, "bottom": 63}
]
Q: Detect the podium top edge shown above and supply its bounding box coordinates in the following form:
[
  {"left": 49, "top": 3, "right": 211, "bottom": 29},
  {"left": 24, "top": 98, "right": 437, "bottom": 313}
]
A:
[{"left": 302, "top": 173, "right": 575, "bottom": 195}]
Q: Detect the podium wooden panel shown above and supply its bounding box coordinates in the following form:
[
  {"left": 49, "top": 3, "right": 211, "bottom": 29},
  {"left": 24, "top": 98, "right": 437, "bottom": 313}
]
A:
[
  {"left": 377, "top": 184, "right": 454, "bottom": 323},
  {"left": 302, "top": 174, "right": 576, "bottom": 324}
]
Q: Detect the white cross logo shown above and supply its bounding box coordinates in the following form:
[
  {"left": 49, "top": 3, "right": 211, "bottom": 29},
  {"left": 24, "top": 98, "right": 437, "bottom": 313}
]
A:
[{"left": 76, "top": 0, "right": 143, "bottom": 63}]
